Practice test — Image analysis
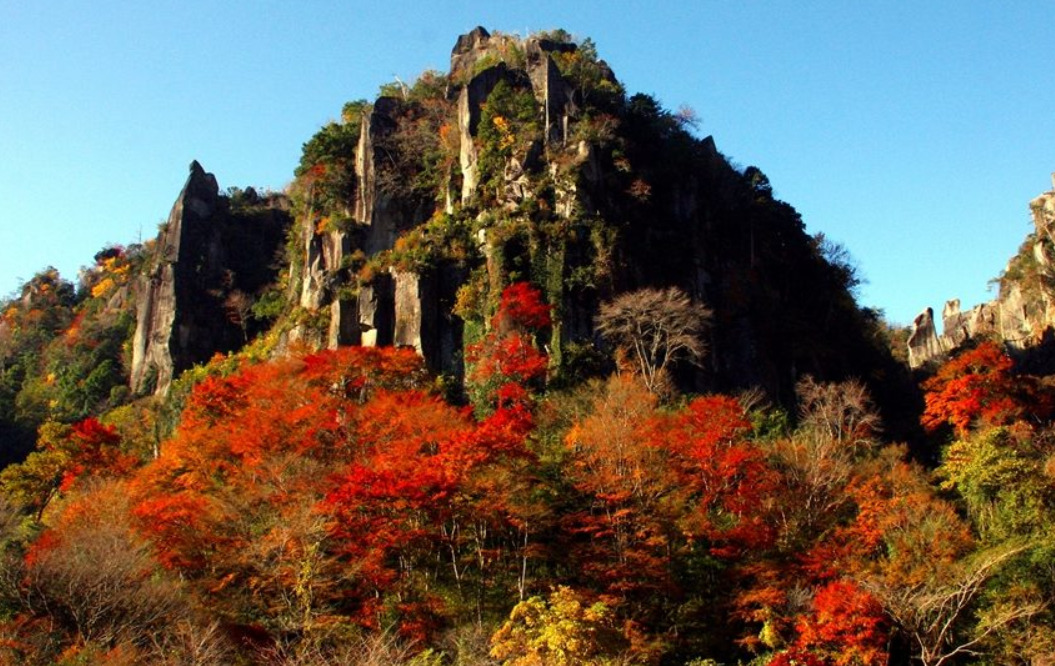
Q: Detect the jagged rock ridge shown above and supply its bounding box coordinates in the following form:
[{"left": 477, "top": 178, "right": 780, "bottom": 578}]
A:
[
  {"left": 283, "top": 28, "right": 596, "bottom": 370},
  {"left": 125, "top": 28, "right": 891, "bottom": 407},
  {"left": 907, "top": 174, "right": 1055, "bottom": 368},
  {"left": 274, "top": 27, "right": 887, "bottom": 401}
]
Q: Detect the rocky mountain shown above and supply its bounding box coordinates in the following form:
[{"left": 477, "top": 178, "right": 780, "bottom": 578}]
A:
[
  {"left": 12, "top": 29, "right": 1029, "bottom": 664},
  {"left": 223, "top": 26, "right": 891, "bottom": 405},
  {"left": 4, "top": 28, "right": 899, "bottom": 424},
  {"left": 908, "top": 174, "right": 1055, "bottom": 369}
]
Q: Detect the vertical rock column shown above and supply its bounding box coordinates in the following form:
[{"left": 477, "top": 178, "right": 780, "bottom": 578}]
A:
[
  {"left": 907, "top": 307, "right": 945, "bottom": 369},
  {"left": 130, "top": 161, "right": 218, "bottom": 395}
]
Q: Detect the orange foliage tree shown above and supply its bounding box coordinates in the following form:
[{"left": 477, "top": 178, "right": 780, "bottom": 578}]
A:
[
  {"left": 667, "top": 395, "right": 776, "bottom": 558},
  {"left": 562, "top": 375, "right": 676, "bottom": 607},
  {"left": 921, "top": 341, "right": 1050, "bottom": 436},
  {"left": 52, "top": 417, "right": 139, "bottom": 491},
  {"left": 0, "top": 417, "right": 140, "bottom": 521},
  {"left": 128, "top": 347, "right": 428, "bottom": 630},
  {"left": 789, "top": 579, "right": 888, "bottom": 666},
  {"left": 129, "top": 344, "right": 541, "bottom": 641},
  {"left": 563, "top": 374, "right": 776, "bottom": 631},
  {"left": 9, "top": 480, "right": 218, "bottom": 663},
  {"left": 322, "top": 388, "right": 539, "bottom": 639}
]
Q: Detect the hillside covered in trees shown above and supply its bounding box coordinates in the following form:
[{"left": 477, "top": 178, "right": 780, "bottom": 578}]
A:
[{"left": 1, "top": 28, "right": 1054, "bottom": 665}]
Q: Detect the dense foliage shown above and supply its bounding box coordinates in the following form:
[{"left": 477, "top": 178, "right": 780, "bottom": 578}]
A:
[
  {"left": 0, "top": 249, "right": 141, "bottom": 466},
  {"left": 0, "top": 28, "right": 1051, "bottom": 666},
  {"left": 0, "top": 278, "right": 1050, "bottom": 664}
]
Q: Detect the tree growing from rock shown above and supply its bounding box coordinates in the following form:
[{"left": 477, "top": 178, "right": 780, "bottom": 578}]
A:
[{"left": 596, "top": 287, "right": 711, "bottom": 394}]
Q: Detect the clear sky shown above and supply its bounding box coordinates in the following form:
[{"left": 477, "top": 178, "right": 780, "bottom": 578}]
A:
[{"left": 1, "top": 1, "right": 1052, "bottom": 326}]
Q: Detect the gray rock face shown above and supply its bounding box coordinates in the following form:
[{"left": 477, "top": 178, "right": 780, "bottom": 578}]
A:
[
  {"left": 357, "top": 97, "right": 403, "bottom": 255},
  {"left": 524, "top": 37, "right": 576, "bottom": 146},
  {"left": 449, "top": 28, "right": 581, "bottom": 203},
  {"left": 997, "top": 284, "right": 1045, "bottom": 347},
  {"left": 297, "top": 212, "right": 327, "bottom": 312},
  {"left": 121, "top": 28, "right": 894, "bottom": 413},
  {"left": 450, "top": 26, "right": 493, "bottom": 80},
  {"left": 328, "top": 295, "right": 360, "bottom": 349},
  {"left": 290, "top": 94, "right": 436, "bottom": 350},
  {"left": 130, "top": 162, "right": 289, "bottom": 395},
  {"left": 393, "top": 270, "right": 431, "bottom": 354},
  {"left": 1031, "top": 174, "right": 1055, "bottom": 248},
  {"left": 457, "top": 64, "right": 531, "bottom": 203},
  {"left": 130, "top": 162, "right": 218, "bottom": 395},
  {"left": 941, "top": 299, "right": 972, "bottom": 348},
  {"left": 390, "top": 265, "right": 464, "bottom": 376},
  {"left": 358, "top": 274, "right": 394, "bottom": 348},
  {"left": 277, "top": 27, "right": 883, "bottom": 403},
  {"left": 907, "top": 307, "right": 945, "bottom": 369},
  {"left": 290, "top": 222, "right": 357, "bottom": 349}
]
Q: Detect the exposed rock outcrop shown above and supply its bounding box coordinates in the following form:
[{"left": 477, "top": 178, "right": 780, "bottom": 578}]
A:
[
  {"left": 391, "top": 265, "right": 464, "bottom": 376},
  {"left": 286, "top": 92, "right": 439, "bottom": 355},
  {"left": 907, "top": 307, "right": 944, "bottom": 369},
  {"left": 524, "top": 36, "right": 576, "bottom": 146},
  {"left": 907, "top": 175, "right": 1055, "bottom": 368},
  {"left": 130, "top": 162, "right": 290, "bottom": 395},
  {"left": 356, "top": 97, "right": 404, "bottom": 255},
  {"left": 357, "top": 274, "right": 394, "bottom": 348},
  {"left": 288, "top": 29, "right": 593, "bottom": 373},
  {"left": 130, "top": 162, "right": 217, "bottom": 395},
  {"left": 457, "top": 64, "right": 532, "bottom": 203},
  {"left": 449, "top": 26, "right": 498, "bottom": 82},
  {"left": 1032, "top": 173, "right": 1055, "bottom": 248},
  {"left": 280, "top": 28, "right": 892, "bottom": 403}
]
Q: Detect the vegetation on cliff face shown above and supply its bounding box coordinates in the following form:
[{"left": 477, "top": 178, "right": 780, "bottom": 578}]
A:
[
  {"left": 0, "top": 27, "right": 1053, "bottom": 665},
  {"left": 277, "top": 25, "right": 898, "bottom": 421}
]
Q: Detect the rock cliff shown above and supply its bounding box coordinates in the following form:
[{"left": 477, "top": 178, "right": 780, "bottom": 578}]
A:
[
  {"left": 278, "top": 27, "right": 890, "bottom": 401},
  {"left": 130, "top": 162, "right": 291, "bottom": 395},
  {"left": 907, "top": 174, "right": 1055, "bottom": 368}
]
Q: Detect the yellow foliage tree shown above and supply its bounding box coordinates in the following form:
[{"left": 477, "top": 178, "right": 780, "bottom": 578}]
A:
[{"left": 490, "top": 586, "right": 632, "bottom": 665}]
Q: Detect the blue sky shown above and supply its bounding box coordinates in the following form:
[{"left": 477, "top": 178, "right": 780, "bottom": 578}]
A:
[{"left": 1, "top": 1, "right": 1052, "bottom": 325}]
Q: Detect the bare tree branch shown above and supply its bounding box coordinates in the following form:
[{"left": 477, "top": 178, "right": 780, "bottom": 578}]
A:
[
  {"left": 861, "top": 542, "right": 1041, "bottom": 666},
  {"left": 596, "top": 287, "right": 711, "bottom": 394}
]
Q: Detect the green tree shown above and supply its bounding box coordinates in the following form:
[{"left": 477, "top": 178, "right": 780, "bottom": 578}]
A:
[{"left": 477, "top": 79, "right": 540, "bottom": 202}]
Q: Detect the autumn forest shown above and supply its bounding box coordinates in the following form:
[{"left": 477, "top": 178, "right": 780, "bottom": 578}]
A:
[{"left": 2, "top": 27, "right": 1055, "bottom": 666}]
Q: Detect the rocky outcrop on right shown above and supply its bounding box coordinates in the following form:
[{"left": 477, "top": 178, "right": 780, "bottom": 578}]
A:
[{"left": 907, "top": 174, "right": 1055, "bottom": 368}]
